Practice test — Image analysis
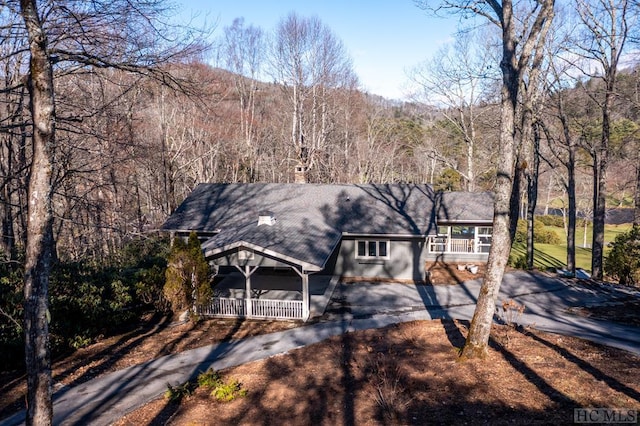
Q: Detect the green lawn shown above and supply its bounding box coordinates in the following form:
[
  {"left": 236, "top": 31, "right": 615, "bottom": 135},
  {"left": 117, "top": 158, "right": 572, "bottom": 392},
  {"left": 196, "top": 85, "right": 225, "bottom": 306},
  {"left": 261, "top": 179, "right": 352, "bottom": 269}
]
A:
[{"left": 511, "top": 222, "right": 632, "bottom": 272}]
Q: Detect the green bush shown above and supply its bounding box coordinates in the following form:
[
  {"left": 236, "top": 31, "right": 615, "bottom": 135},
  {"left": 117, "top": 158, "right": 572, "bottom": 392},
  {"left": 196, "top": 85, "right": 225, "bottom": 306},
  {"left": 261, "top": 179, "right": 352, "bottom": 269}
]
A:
[
  {"left": 0, "top": 265, "right": 25, "bottom": 370},
  {"left": 0, "top": 235, "right": 171, "bottom": 372},
  {"left": 514, "top": 219, "right": 561, "bottom": 245},
  {"left": 605, "top": 225, "right": 640, "bottom": 286},
  {"left": 537, "top": 215, "right": 564, "bottom": 227},
  {"left": 164, "top": 232, "right": 212, "bottom": 316},
  {"left": 211, "top": 380, "right": 248, "bottom": 402},
  {"left": 164, "top": 382, "right": 195, "bottom": 402}
]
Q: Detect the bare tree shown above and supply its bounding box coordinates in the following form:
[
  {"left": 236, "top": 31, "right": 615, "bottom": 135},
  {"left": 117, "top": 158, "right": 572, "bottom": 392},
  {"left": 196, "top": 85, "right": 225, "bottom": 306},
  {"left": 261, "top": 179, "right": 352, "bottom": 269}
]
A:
[
  {"left": 269, "top": 12, "right": 356, "bottom": 182},
  {"left": 410, "top": 30, "right": 499, "bottom": 191},
  {"left": 7, "top": 1, "right": 209, "bottom": 422},
  {"left": 220, "top": 18, "right": 266, "bottom": 182},
  {"left": 571, "top": 0, "right": 635, "bottom": 279},
  {"left": 19, "top": 1, "right": 56, "bottom": 422},
  {"left": 419, "top": 0, "right": 555, "bottom": 359}
]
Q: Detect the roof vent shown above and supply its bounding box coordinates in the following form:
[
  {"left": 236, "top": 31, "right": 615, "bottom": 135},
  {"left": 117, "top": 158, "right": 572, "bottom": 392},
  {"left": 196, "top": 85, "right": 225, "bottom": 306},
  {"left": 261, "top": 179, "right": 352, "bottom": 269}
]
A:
[{"left": 258, "top": 212, "right": 276, "bottom": 226}]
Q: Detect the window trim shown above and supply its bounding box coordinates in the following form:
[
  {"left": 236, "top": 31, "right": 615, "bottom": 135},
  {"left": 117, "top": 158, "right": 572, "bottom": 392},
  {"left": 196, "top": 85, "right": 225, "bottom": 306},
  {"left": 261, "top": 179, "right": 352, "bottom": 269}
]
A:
[{"left": 355, "top": 239, "right": 390, "bottom": 260}]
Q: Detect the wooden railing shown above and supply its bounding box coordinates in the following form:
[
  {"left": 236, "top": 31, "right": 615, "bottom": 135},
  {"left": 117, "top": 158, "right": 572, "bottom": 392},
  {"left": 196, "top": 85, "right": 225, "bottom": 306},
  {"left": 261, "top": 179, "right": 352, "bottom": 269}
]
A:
[
  {"left": 200, "top": 297, "right": 303, "bottom": 320},
  {"left": 251, "top": 299, "right": 303, "bottom": 320},
  {"left": 200, "top": 297, "right": 245, "bottom": 317},
  {"left": 428, "top": 237, "right": 476, "bottom": 254}
]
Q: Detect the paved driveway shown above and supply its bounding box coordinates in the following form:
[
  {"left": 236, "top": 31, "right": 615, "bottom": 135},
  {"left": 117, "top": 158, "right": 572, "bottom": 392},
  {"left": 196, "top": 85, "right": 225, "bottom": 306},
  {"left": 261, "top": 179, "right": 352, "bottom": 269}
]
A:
[{"left": 325, "top": 271, "right": 640, "bottom": 354}]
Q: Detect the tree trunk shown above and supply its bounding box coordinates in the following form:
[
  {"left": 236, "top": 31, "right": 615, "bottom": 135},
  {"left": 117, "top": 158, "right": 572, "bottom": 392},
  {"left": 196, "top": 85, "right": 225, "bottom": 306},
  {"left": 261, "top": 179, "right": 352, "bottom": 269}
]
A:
[
  {"left": 460, "top": 0, "right": 518, "bottom": 360},
  {"left": 526, "top": 125, "right": 541, "bottom": 269},
  {"left": 567, "top": 137, "right": 577, "bottom": 275},
  {"left": 634, "top": 163, "right": 640, "bottom": 226},
  {"left": 459, "top": 0, "right": 554, "bottom": 359},
  {"left": 20, "top": 0, "right": 56, "bottom": 424},
  {"left": 591, "top": 87, "right": 612, "bottom": 280}
]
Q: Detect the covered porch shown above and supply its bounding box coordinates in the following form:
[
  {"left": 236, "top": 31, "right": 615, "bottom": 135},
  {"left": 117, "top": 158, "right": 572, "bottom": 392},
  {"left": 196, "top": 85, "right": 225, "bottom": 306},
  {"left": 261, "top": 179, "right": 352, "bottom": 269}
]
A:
[
  {"left": 200, "top": 269, "right": 336, "bottom": 321},
  {"left": 427, "top": 224, "right": 493, "bottom": 255}
]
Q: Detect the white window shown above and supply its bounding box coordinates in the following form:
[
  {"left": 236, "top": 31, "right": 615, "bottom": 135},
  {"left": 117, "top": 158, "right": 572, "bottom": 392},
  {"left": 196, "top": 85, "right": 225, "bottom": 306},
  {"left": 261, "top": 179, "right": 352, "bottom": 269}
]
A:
[
  {"left": 356, "top": 240, "right": 390, "bottom": 259},
  {"left": 476, "top": 226, "right": 493, "bottom": 253}
]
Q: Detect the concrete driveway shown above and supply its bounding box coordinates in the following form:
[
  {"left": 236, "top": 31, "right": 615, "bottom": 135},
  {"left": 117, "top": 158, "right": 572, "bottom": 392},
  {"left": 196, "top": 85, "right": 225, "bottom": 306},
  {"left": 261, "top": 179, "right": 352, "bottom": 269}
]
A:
[{"left": 324, "top": 271, "right": 640, "bottom": 354}]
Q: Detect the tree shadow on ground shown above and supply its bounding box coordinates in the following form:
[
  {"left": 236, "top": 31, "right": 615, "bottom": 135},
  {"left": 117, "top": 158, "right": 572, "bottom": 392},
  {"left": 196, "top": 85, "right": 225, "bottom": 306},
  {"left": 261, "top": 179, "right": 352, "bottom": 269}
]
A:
[
  {"left": 207, "top": 321, "right": 593, "bottom": 425},
  {"left": 488, "top": 331, "right": 580, "bottom": 407},
  {"left": 148, "top": 317, "right": 249, "bottom": 424},
  {"left": 0, "top": 312, "right": 173, "bottom": 420},
  {"left": 518, "top": 327, "right": 640, "bottom": 402}
]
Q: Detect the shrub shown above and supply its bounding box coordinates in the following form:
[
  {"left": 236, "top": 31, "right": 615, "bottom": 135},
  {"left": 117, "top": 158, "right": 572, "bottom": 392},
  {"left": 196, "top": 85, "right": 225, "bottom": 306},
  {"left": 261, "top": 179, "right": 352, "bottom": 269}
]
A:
[
  {"left": 197, "top": 368, "right": 221, "bottom": 388},
  {"left": 605, "top": 225, "right": 640, "bottom": 286},
  {"left": 0, "top": 236, "right": 170, "bottom": 372},
  {"left": 164, "top": 382, "right": 195, "bottom": 402},
  {"left": 163, "top": 232, "right": 212, "bottom": 316},
  {"left": 0, "top": 267, "right": 25, "bottom": 370},
  {"left": 196, "top": 369, "right": 248, "bottom": 402},
  {"left": 514, "top": 219, "right": 561, "bottom": 245},
  {"left": 211, "top": 380, "right": 248, "bottom": 402},
  {"left": 537, "top": 215, "right": 564, "bottom": 228},
  {"left": 508, "top": 254, "right": 528, "bottom": 270}
]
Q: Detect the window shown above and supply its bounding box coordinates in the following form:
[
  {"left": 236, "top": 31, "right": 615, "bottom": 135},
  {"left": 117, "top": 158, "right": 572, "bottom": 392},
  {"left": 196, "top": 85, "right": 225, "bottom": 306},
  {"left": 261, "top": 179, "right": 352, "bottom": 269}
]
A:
[
  {"left": 437, "top": 226, "right": 449, "bottom": 236},
  {"left": 356, "top": 240, "right": 390, "bottom": 259},
  {"left": 476, "top": 226, "right": 493, "bottom": 253}
]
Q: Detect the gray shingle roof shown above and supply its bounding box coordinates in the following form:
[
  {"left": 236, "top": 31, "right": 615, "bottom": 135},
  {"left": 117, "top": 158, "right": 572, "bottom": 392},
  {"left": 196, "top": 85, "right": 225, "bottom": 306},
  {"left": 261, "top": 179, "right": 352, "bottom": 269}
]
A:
[{"left": 161, "top": 183, "right": 493, "bottom": 270}]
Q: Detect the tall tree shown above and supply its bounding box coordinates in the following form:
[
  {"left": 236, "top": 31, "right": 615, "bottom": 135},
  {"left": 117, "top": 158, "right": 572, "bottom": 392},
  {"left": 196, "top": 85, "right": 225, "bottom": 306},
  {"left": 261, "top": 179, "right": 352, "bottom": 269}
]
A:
[
  {"left": 269, "top": 12, "right": 356, "bottom": 182},
  {"left": 420, "top": 0, "right": 555, "bottom": 359},
  {"left": 410, "top": 30, "right": 498, "bottom": 191},
  {"left": 20, "top": 0, "right": 56, "bottom": 422},
  {"left": 10, "top": 1, "right": 208, "bottom": 422},
  {"left": 572, "top": 0, "right": 634, "bottom": 279},
  {"left": 221, "top": 18, "right": 266, "bottom": 182}
]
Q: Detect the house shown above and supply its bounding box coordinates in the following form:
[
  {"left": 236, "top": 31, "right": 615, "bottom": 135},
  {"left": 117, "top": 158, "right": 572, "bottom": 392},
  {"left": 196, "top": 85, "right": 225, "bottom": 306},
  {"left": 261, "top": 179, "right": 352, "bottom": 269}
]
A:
[{"left": 161, "top": 183, "right": 494, "bottom": 321}]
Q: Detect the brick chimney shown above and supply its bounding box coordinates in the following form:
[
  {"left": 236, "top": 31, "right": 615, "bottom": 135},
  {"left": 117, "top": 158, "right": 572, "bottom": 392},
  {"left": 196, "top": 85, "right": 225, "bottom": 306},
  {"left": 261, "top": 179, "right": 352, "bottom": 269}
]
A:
[{"left": 294, "top": 164, "right": 307, "bottom": 184}]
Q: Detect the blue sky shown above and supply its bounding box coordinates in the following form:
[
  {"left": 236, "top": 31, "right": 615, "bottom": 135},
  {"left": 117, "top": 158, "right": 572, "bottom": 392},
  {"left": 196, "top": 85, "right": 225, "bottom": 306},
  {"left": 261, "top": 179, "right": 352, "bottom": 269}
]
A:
[{"left": 176, "top": 0, "right": 460, "bottom": 100}]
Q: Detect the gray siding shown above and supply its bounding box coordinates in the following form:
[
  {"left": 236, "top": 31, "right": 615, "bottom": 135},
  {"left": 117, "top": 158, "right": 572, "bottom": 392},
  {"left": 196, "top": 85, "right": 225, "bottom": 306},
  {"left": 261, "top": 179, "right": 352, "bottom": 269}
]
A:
[{"left": 335, "top": 237, "right": 428, "bottom": 281}]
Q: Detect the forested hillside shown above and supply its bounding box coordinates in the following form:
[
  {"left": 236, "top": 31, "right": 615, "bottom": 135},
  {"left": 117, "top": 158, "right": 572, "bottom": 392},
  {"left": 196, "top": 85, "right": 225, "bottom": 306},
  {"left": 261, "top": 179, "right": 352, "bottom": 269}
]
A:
[{"left": 1, "top": 11, "right": 638, "bottom": 265}]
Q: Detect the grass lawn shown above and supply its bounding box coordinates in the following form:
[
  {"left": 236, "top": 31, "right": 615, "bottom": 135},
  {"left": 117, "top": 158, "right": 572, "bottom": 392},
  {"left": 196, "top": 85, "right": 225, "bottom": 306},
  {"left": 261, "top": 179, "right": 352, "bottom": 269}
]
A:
[{"left": 512, "top": 222, "right": 633, "bottom": 272}]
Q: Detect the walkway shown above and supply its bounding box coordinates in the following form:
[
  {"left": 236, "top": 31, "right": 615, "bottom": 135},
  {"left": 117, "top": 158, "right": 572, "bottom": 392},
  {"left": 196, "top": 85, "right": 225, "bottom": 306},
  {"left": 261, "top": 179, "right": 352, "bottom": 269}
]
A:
[{"left": 1, "top": 271, "right": 639, "bottom": 425}]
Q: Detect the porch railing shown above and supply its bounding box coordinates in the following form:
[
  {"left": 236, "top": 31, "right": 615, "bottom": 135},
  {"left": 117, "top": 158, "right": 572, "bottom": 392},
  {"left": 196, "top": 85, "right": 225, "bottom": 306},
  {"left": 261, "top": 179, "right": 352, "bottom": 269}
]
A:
[
  {"left": 252, "top": 299, "right": 303, "bottom": 320},
  {"left": 428, "top": 237, "right": 477, "bottom": 254},
  {"left": 200, "top": 297, "right": 303, "bottom": 320},
  {"left": 200, "top": 297, "right": 246, "bottom": 317}
]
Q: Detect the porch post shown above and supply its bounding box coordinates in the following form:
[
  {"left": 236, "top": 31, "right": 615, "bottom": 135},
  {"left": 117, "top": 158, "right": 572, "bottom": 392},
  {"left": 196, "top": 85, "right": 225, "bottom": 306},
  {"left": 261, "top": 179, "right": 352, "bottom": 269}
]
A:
[
  {"left": 245, "top": 265, "right": 252, "bottom": 318},
  {"left": 302, "top": 272, "right": 310, "bottom": 322},
  {"left": 236, "top": 264, "right": 258, "bottom": 318}
]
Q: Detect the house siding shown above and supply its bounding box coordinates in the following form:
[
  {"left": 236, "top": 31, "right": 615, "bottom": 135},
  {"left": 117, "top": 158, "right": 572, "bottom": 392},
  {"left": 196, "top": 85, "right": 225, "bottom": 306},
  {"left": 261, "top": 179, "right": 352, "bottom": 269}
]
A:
[{"left": 334, "top": 237, "right": 429, "bottom": 281}]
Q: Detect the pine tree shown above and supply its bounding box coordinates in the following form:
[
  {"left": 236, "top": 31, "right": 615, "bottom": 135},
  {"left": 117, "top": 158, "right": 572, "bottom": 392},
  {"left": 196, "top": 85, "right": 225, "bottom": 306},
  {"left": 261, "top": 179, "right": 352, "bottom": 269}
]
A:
[{"left": 164, "top": 232, "right": 211, "bottom": 316}]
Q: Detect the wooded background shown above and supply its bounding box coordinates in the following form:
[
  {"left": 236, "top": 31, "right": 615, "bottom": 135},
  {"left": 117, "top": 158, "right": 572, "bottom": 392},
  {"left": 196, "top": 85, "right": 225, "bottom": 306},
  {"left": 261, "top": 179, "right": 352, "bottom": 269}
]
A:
[{"left": 1, "top": 7, "right": 637, "bottom": 266}]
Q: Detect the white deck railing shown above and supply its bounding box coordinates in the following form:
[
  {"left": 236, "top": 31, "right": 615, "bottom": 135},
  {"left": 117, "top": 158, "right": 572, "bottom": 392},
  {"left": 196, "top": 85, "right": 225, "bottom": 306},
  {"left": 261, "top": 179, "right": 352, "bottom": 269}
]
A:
[
  {"left": 200, "top": 297, "right": 303, "bottom": 320},
  {"left": 200, "top": 297, "right": 246, "bottom": 317},
  {"left": 428, "top": 237, "right": 476, "bottom": 254},
  {"left": 251, "top": 299, "right": 303, "bottom": 320}
]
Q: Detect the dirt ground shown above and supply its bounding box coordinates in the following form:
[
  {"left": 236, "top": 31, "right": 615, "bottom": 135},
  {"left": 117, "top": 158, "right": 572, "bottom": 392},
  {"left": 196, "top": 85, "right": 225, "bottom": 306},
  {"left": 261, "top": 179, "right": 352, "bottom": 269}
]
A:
[
  {"left": 113, "top": 319, "right": 640, "bottom": 426},
  {"left": 1, "top": 278, "right": 639, "bottom": 425},
  {"left": 0, "top": 315, "right": 298, "bottom": 421}
]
